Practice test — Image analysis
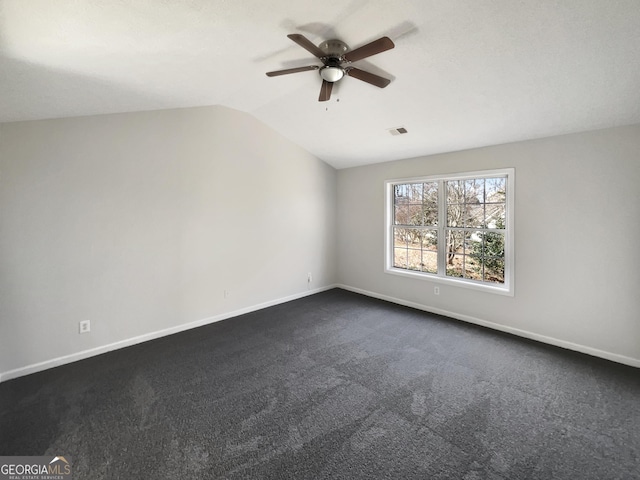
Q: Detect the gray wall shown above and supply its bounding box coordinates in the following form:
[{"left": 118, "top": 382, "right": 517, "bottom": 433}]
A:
[
  {"left": 0, "top": 106, "right": 337, "bottom": 378},
  {"left": 2, "top": 108, "right": 639, "bottom": 380},
  {"left": 336, "top": 124, "right": 640, "bottom": 366}
]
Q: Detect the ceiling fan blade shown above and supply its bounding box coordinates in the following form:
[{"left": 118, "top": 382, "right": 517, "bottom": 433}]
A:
[
  {"left": 266, "top": 65, "right": 319, "bottom": 77},
  {"left": 346, "top": 68, "right": 391, "bottom": 88},
  {"left": 287, "top": 34, "right": 326, "bottom": 58},
  {"left": 343, "top": 36, "right": 395, "bottom": 62},
  {"left": 318, "top": 80, "right": 333, "bottom": 102}
]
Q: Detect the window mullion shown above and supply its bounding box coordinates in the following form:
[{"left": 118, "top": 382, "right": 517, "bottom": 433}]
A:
[{"left": 437, "top": 179, "right": 446, "bottom": 277}]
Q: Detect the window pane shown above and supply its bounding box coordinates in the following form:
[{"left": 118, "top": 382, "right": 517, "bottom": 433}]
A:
[
  {"left": 447, "top": 205, "right": 464, "bottom": 227},
  {"left": 484, "top": 258, "right": 505, "bottom": 284},
  {"left": 421, "top": 230, "right": 438, "bottom": 252},
  {"left": 421, "top": 203, "right": 438, "bottom": 226},
  {"left": 407, "top": 248, "right": 422, "bottom": 271},
  {"left": 485, "top": 178, "right": 506, "bottom": 203},
  {"left": 407, "top": 228, "right": 421, "bottom": 246},
  {"left": 465, "top": 179, "right": 484, "bottom": 203},
  {"left": 422, "top": 182, "right": 439, "bottom": 226},
  {"left": 423, "top": 182, "right": 438, "bottom": 201},
  {"left": 445, "top": 230, "right": 465, "bottom": 258},
  {"left": 446, "top": 255, "right": 464, "bottom": 278},
  {"left": 465, "top": 204, "right": 484, "bottom": 228},
  {"left": 393, "top": 228, "right": 408, "bottom": 247},
  {"left": 483, "top": 231, "right": 505, "bottom": 258},
  {"left": 463, "top": 257, "right": 478, "bottom": 280},
  {"left": 447, "top": 180, "right": 464, "bottom": 204},
  {"left": 393, "top": 248, "right": 407, "bottom": 268},
  {"left": 422, "top": 251, "right": 437, "bottom": 274},
  {"left": 463, "top": 231, "right": 482, "bottom": 255},
  {"left": 406, "top": 203, "right": 423, "bottom": 226},
  {"left": 485, "top": 203, "right": 505, "bottom": 228},
  {"left": 406, "top": 183, "right": 423, "bottom": 203},
  {"left": 394, "top": 184, "right": 408, "bottom": 203},
  {"left": 394, "top": 205, "right": 409, "bottom": 225}
]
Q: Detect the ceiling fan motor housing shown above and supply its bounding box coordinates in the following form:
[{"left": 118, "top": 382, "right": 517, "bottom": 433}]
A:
[
  {"left": 318, "top": 39, "right": 349, "bottom": 58},
  {"left": 318, "top": 40, "right": 349, "bottom": 83}
]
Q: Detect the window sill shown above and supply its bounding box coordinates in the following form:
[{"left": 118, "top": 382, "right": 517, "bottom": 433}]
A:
[{"left": 384, "top": 267, "right": 514, "bottom": 296}]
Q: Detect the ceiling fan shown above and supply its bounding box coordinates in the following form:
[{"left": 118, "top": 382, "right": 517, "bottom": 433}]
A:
[{"left": 266, "top": 33, "right": 395, "bottom": 102}]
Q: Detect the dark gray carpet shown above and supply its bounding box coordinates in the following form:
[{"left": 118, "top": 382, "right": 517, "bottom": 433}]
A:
[{"left": 1, "top": 289, "right": 639, "bottom": 479}]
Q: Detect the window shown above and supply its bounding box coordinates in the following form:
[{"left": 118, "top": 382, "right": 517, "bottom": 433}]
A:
[{"left": 385, "top": 168, "right": 514, "bottom": 295}]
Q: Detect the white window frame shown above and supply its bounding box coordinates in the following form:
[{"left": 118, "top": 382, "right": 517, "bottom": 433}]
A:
[{"left": 384, "top": 168, "right": 515, "bottom": 296}]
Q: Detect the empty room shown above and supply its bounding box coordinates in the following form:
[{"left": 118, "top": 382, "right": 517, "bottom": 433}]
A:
[{"left": 1, "top": 1, "right": 639, "bottom": 479}]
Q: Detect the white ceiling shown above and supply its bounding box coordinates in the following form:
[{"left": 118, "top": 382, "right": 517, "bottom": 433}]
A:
[{"left": 1, "top": 0, "right": 639, "bottom": 169}]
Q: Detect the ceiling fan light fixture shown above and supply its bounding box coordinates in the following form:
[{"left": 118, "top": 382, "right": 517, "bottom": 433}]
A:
[{"left": 319, "top": 66, "right": 344, "bottom": 83}]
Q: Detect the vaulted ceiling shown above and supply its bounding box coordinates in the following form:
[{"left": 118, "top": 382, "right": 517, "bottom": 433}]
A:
[{"left": 1, "top": 0, "right": 639, "bottom": 169}]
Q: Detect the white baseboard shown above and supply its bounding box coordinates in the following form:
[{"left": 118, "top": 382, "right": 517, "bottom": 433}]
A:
[
  {"left": 336, "top": 284, "right": 640, "bottom": 369},
  {"left": 0, "top": 285, "right": 338, "bottom": 383},
  {"left": 3, "top": 283, "right": 637, "bottom": 382}
]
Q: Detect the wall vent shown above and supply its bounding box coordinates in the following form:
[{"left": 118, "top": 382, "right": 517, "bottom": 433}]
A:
[{"left": 388, "top": 127, "right": 408, "bottom": 136}]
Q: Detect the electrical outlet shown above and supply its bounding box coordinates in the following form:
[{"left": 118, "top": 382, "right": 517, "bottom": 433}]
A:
[
  {"left": 307, "top": 272, "right": 313, "bottom": 283},
  {"left": 79, "top": 320, "right": 91, "bottom": 334},
  {"left": 434, "top": 286, "right": 440, "bottom": 295}
]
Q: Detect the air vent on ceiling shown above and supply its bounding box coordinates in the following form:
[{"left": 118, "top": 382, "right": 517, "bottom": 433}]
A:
[{"left": 388, "top": 127, "right": 408, "bottom": 136}]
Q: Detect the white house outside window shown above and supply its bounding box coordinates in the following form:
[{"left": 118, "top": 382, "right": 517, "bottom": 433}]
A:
[{"left": 385, "top": 168, "right": 514, "bottom": 295}]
